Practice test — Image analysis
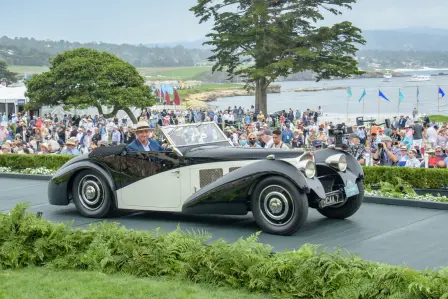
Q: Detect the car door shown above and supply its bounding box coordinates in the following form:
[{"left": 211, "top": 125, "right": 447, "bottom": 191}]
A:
[{"left": 117, "top": 150, "right": 182, "bottom": 210}]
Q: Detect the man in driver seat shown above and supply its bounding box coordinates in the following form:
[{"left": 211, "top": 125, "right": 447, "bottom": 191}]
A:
[{"left": 127, "top": 120, "right": 168, "bottom": 152}]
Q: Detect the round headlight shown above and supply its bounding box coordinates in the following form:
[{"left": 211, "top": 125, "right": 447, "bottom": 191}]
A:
[
  {"left": 297, "top": 159, "right": 316, "bottom": 178},
  {"left": 325, "top": 153, "right": 348, "bottom": 172},
  {"left": 338, "top": 154, "right": 347, "bottom": 172}
]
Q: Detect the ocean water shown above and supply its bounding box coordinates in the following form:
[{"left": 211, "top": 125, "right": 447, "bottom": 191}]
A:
[{"left": 208, "top": 76, "right": 448, "bottom": 120}]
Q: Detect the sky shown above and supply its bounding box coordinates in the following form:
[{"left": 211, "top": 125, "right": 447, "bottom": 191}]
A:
[{"left": 1, "top": 0, "right": 448, "bottom": 45}]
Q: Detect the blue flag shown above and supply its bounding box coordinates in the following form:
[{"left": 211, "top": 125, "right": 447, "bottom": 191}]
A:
[
  {"left": 379, "top": 90, "right": 390, "bottom": 102},
  {"left": 347, "top": 87, "right": 352, "bottom": 97},
  {"left": 439, "top": 87, "right": 445, "bottom": 98},
  {"left": 358, "top": 89, "right": 366, "bottom": 102},
  {"left": 399, "top": 89, "right": 404, "bottom": 102}
]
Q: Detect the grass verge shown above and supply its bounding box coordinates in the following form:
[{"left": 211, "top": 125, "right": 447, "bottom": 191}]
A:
[
  {"left": 138, "top": 66, "right": 212, "bottom": 79},
  {"left": 0, "top": 268, "right": 272, "bottom": 299},
  {"left": 178, "top": 83, "right": 243, "bottom": 97},
  {"left": 427, "top": 115, "right": 448, "bottom": 123},
  {"left": 8, "top": 65, "right": 49, "bottom": 74}
]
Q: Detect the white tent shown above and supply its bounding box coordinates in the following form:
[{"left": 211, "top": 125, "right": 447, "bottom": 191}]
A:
[{"left": 0, "top": 86, "right": 27, "bottom": 115}]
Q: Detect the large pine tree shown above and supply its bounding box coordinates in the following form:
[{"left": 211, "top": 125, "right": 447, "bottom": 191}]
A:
[{"left": 191, "top": 0, "right": 365, "bottom": 114}]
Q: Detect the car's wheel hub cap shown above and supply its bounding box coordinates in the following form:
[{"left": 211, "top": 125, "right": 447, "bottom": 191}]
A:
[
  {"left": 268, "top": 198, "right": 283, "bottom": 214},
  {"left": 259, "top": 185, "right": 295, "bottom": 226},
  {"left": 85, "top": 186, "right": 96, "bottom": 200},
  {"left": 78, "top": 175, "right": 104, "bottom": 211}
]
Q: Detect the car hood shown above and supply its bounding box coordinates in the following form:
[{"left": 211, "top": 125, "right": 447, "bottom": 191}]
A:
[{"left": 184, "top": 145, "right": 305, "bottom": 163}]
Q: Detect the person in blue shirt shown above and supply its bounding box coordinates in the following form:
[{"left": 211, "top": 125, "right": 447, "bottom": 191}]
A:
[
  {"left": 127, "top": 120, "right": 169, "bottom": 152},
  {"left": 61, "top": 138, "right": 80, "bottom": 155}
]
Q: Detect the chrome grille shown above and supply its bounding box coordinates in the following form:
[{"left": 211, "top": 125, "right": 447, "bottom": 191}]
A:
[
  {"left": 199, "top": 169, "right": 223, "bottom": 188},
  {"left": 229, "top": 167, "right": 240, "bottom": 172}
]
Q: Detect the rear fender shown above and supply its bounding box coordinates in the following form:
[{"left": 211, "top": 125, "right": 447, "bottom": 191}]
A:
[
  {"left": 182, "top": 159, "right": 326, "bottom": 215},
  {"left": 51, "top": 161, "right": 118, "bottom": 207}
]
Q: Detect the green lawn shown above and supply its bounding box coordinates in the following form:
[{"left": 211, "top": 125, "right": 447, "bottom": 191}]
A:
[
  {"left": 427, "top": 115, "right": 448, "bottom": 123},
  {"left": 137, "top": 66, "right": 212, "bottom": 79},
  {"left": 178, "top": 83, "right": 243, "bottom": 97},
  {"left": 8, "top": 65, "right": 49, "bottom": 74},
  {"left": 8, "top": 65, "right": 211, "bottom": 79},
  {"left": 0, "top": 268, "right": 272, "bottom": 299}
]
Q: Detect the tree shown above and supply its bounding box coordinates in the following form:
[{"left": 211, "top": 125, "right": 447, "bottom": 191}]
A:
[
  {"left": 0, "top": 60, "right": 18, "bottom": 85},
  {"left": 191, "top": 0, "right": 366, "bottom": 114},
  {"left": 25, "top": 48, "right": 154, "bottom": 123}
]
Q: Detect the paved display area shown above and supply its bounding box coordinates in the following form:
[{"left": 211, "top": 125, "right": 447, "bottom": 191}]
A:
[{"left": 1, "top": 177, "right": 447, "bottom": 270}]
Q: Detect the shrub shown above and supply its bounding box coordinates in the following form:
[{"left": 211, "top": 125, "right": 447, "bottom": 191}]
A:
[
  {"left": 0, "top": 154, "right": 73, "bottom": 170},
  {"left": 363, "top": 166, "right": 448, "bottom": 189},
  {"left": 1, "top": 203, "right": 448, "bottom": 298}
]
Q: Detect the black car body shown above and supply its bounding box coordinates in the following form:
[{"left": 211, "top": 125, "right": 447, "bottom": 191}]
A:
[{"left": 48, "top": 122, "right": 364, "bottom": 235}]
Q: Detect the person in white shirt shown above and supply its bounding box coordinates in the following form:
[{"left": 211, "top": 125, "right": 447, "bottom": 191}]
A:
[
  {"left": 405, "top": 149, "right": 421, "bottom": 168},
  {"left": 111, "top": 126, "right": 121, "bottom": 145},
  {"left": 426, "top": 125, "right": 437, "bottom": 148},
  {"left": 268, "top": 129, "right": 289, "bottom": 150}
]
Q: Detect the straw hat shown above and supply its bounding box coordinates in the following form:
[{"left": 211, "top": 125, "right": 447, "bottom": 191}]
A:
[
  {"left": 65, "top": 138, "right": 77, "bottom": 146},
  {"left": 40, "top": 143, "right": 49, "bottom": 149},
  {"left": 135, "top": 120, "right": 150, "bottom": 132}
]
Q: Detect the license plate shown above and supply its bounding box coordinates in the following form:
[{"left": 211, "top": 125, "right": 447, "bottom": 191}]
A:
[
  {"left": 320, "top": 194, "right": 344, "bottom": 208},
  {"left": 344, "top": 180, "right": 360, "bottom": 198}
]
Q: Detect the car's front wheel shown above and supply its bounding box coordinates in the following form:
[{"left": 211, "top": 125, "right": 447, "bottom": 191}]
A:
[
  {"left": 251, "top": 176, "right": 308, "bottom": 236},
  {"left": 317, "top": 180, "right": 364, "bottom": 219},
  {"left": 72, "top": 169, "right": 112, "bottom": 218}
]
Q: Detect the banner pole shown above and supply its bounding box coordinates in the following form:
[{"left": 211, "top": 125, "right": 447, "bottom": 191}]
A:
[
  {"left": 378, "top": 90, "right": 380, "bottom": 122},
  {"left": 346, "top": 94, "right": 349, "bottom": 122},
  {"left": 438, "top": 86, "right": 440, "bottom": 111},
  {"left": 416, "top": 86, "right": 419, "bottom": 112},
  {"left": 398, "top": 88, "right": 400, "bottom": 116}
]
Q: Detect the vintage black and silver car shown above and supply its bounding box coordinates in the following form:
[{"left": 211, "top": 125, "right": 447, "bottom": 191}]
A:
[{"left": 48, "top": 122, "right": 364, "bottom": 235}]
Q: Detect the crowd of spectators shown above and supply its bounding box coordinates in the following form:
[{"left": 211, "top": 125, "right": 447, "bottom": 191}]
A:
[{"left": 0, "top": 108, "right": 445, "bottom": 168}]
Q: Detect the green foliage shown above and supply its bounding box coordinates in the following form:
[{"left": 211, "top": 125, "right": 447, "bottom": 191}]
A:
[
  {"left": 0, "top": 60, "right": 18, "bottom": 84},
  {"left": 0, "top": 154, "right": 73, "bottom": 170},
  {"left": 25, "top": 48, "right": 155, "bottom": 124},
  {"left": 363, "top": 166, "right": 448, "bottom": 189},
  {"left": 191, "top": 0, "right": 365, "bottom": 114},
  {"left": 1, "top": 204, "right": 448, "bottom": 298}
]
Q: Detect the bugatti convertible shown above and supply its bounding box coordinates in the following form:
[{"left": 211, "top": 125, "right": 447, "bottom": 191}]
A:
[{"left": 48, "top": 122, "right": 364, "bottom": 235}]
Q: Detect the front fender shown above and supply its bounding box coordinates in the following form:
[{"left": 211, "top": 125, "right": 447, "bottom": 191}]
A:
[
  {"left": 182, "top": 159, "right": 326, "bottom": 215},
  {"left": 314, "top": 148, "right": 364, "bottom": 180},
  {"left": 48, "top": 161, "right": 117, "bottom": 206}
]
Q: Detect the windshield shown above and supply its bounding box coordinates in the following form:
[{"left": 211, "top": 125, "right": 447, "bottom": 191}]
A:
[{"left": 161, "top": 122, "right": 229, "bottom": 147}]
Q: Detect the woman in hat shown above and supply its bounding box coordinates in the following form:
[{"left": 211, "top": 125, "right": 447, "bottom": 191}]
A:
[{"left": 126, "top": 120, "right": 168, "bottom": 152}]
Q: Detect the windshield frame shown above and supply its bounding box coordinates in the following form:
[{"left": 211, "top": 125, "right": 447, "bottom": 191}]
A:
[{"left": 160, "top": 122, "right": 232, "bottom": 149}]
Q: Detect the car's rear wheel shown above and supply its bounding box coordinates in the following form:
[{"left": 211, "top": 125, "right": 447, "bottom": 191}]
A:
[
  {"left": 251, "top": 176, "right": 308, "bottom": 236},
  {"left": 72, "top": 169, "right": 112, "bottom": 218},
  {"left": 317, "top": 180, "right": 364, "bottom": 219}
]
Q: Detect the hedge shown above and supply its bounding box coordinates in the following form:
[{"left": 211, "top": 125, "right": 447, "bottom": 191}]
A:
[
  {"left": 0, "top": 154, "right": 73, "bottom": 170},
  {"left": 1, "top": 154, "right": 447, "bottom": 189},
  {"left": 1, "top": 204, "right": 448, "bottom": 298},
  {"left": 363, "top": 166, "right": 448, "bottom": 189}
]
